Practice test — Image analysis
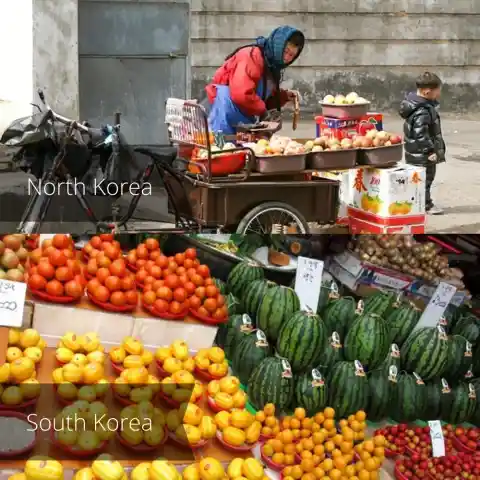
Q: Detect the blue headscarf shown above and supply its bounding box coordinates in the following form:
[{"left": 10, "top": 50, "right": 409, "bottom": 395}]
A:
[{"left": 256, "top": 26, "right": 304, "bottom": 74}]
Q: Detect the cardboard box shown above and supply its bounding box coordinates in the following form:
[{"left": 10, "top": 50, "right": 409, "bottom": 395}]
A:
[
  {"left": 359, "top": 113, "right": 383, "bottom": 132},
  {"left": 315, "top": 170, "right": 355, "bottom": 223},
  {"left": 349, "top": 215, "right": 426, "bottom": 234},
  {"left": 315, "top": 112, "right": 383, "bottom": 137},
  {"left": 351, "top": 165, "right": 426, "bottom": 219}
]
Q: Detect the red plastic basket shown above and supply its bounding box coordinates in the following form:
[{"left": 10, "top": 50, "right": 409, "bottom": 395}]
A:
[
  {"left": 110, "top": 359, "right": 124, "bottom": 375},
  {"left": 452, "top": 436, "right": 477, "bottom": 454},
  {"left": 116, "top": 427, "right": 167, "bottom": 452},
  {"left": 112, "top": 390, "right": 135, "bottom": 406},
  {"left": 0, "top": 397, "right": 38, "bottom": 411},
  {"left": 189, "top": 308, "right": 227, "bottom": 325},
  {"left": 188, "top": 151, "right": 247, "bottom": 176},
  {"left": 50, "top": 429, "right": 108, "bottom": 457},
  {"left": 168, "top": 431, "right": 208, "bottom": 450},
  {"left": 155, "top": 360, "right": 171, "bottom": 378},
  {"left": 87, "top": 291, "right": 136, "bottom": 313},
  {"left": 207, "top": 395, "right": 231, "bottom": 413},
  {"left": 194, "top": 366, "right": 226, "bottom": 382},
  {"left": 216, "top": 431, "right": 255, "bottom": 452},
  {"left": 0, "top": 411, "right": 38, "bottom": 457},
  {"left": 29, "top": 289, "right": 79, "bottom": 304},
  {"left": 394, "top": 465, "right": 409, "bottom": 480},
  {"left": 143, "top": 302, "right": 188, "bottom": 320},
  {"left": 260, "top": 445, "right": 285, "bottom": 471},
  {"left": 127, "top": 262, "right": 138, "bottom": 272}
]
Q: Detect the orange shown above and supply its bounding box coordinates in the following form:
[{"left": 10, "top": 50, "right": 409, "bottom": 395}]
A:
[
  {"left": 340, "top": 442, "right": 353, "bottom": 454},
  {"left": 355, "top": 410, "right": 366, "bottom": 422},
  {"left": 331, "top": 449, "right": 342, "bottom": 458},
  {"left": 333, "top": 434, "right": 344, "bottom": 446},
  {"left": 271, "top": 439, "right": 284, "bottom": 453},
  {"left": 256, "top": 411, "right": 266, "bottom": 422},
  {"left": 301, "top": 450, "right": 313, "bottom": 459},
  {"left": 301, "top": 429, "right": 311, "bottom": 438},
  {"left": 355, "top": 431, "right": 365, "bottom": 441},
  {"left": 290, "top": 418, "right": 301, "bottom": 429},
  {"left": 358, "top": 471, "right": 370, "bottom": 480},
  {"left": 291, "top": 466, "right": 303, "bottom": 479},
  {"left": 283, "top": 467, "right": 293, "bottom": 477},
  {"left": 313, "top": 467, "right": 325, "bottom": 479},
  {"left": 333, "top": 457, "right": 347, "bottom": 470},
  {"left": 314, "top": 413, "right": 325, "bottom": 425},
  {"left": 360, "top": 451, "right": 371, "bottom": 462},
  {"left": 281, "top": 430, "right": 294, "bottom": 444},
  {"left": 272, "top": 453, "right": 285, "bottom": 465},
  {"left": 355, "top": 462, "right": 364, "bottom": 473},
  {"left": 282, "top": 416, "right": 292, "bottom": 429},
  {"left": 355, "top": 444, "right": 363, "bottom": 453},
  {"left": 292, "top": 429, "right": 301, "bottom": 439},
  {"left": 350, "top": 420, "right": 361, "bottom": 432},
  {"left": 313, "top": 444, "right": 325, "bottom": 456},
  {"left": 341, "top": 428, "right": 354, "bottom": 442},
  {"left": 324, "top": 407, "right": 335, "bottom": 419},
  {"left": 273, "top": 425, "right": 281, "bottom": 435},
  {"left": 265, "top": 416, "right": 277, "bottom": 427},
  {"left": 312, "top": 432, "right": 325, "bottom": 445},
  {"left": 296, "top": 443, "right": 304, "bottom": 454},
  {"left": 347, "top": 415, "right": 355, "bottom": 423},
  {"left": 302, "top": 438, "right": 314, "bottom": 451},
  {"left": 312, "top": 455, "right": 322, "bottom": 466},
  {"left": 284, "top": 443, "right": 296, "bottom": 455},
  {"left": 363, "top": 440, "right": 374, "bottom": 453},
  {"left": 320, "top": 428, "right": 329, "bottom": 436},
  {"left": 264, "top": 403, "right": 275, "bottom": 416},
  {"left": 359, "top": 422, "right": 367, "bottom": 431},
  {"left": 373, "top": 447, "right": 384, "bottom": 458},
  {"left": 311, "top": 423, "right": 321, "bottom": 433},
  {"left": 364, "top": 458, "right": 377, "bottom": 472},
  {"left": 369, "top": 472, "right": 378, "bottom": 480},
  {"left": 329, "top": 469, "right": 342, "bottom": 480},
  {"left": 328, "top": 428, "right": 338, "bottom": 438},
  {"left": 322, "top": 458, "right": 333, "bottom": 471},
  {"left": 344, "top": 465, "right": 356, "bottom": 478},
  {"left": 301, "top": 458, "right": 315, "bottom": 473},
  {"left": 302, "top": 418, "right": 314, "bottom": 429},
  {"left": 324, "top": 440, "right": 335, "bottom": 453},
  {"left": 373, "top": 435, "right": 385, "bottom": 447},
  {"left": 323, "top": 419, "right": 335, "bottom": 430},
  {"left": 284, "top": 454, "right": 296, "bottom": 466},
  {"left": 302, "top": 474, "right": 316, "bottom": 480},
  {"left": 284, "top": 477, "right": 294, "bottom": 480},
  {"left": 343, "top": 454, "right": 354, "bottom": 464},
  {"left": 339, "top": 419, "right": 348, "bottom": 428},
  {"left": 351, "top": 477, "right": 359, "bottom": 480},
  {"left": 294, "top": 407, "right": 306, "bottom": 420},
  {"left": 263, "top": 444, "right": 274, "bottom": 456},
  {"left": 262, "top": 426, "right": 272, "bottom": 436}
]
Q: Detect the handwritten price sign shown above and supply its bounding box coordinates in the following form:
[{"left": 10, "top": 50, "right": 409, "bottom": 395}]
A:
[
  {"left": 0, "top": 279, "right": 27, "bottom": 328},
  {"left": 294, "top": 257, "right": 324, "bottom": 312}
]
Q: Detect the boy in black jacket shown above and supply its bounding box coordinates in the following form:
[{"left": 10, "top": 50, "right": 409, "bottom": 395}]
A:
[{"left": 399, "top": 72, "right": 446, "bottom": 215}]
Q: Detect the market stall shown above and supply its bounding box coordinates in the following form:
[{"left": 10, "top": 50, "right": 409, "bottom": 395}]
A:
[{"left": 0, "top": 233, "right": 479, "bottom": 480}]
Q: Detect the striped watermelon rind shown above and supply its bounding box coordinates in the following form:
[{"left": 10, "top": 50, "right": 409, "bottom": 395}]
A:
[
  {"left": 276, "top": 310, "right": 327, "bottom": 372},
  {"left": 242, "top": 279, "right": 276, "bottom": 323},
  {"left": 442, "top": 382, "right": 477, "bottom": 425},
  {"left": 223, "top": 313, "right": 254, "bottom": 360},
  {"left": 294, "top": 369, "right": 328, "bottom": 416},
  {"left": 316, "top": 332, "right": 344, "bottom": 372},
  {"left": 363, "top": 290, "right": 397, "bottom": 317},
  {"left": 322, "top": 296, "right": 357, "bottom": 338},
  {"left": 390, "top": 372, "right": 426, "bottom": 423},
  {"left": 247, "top": 356, "right": 294, "bottom": 412},
  {"left": 386, "top": 301, "right": 422, "bottom": 347},
  {"left": 425, "top": 378, "right": 453, "bottom": 421},
  {"left": 452, "top": 314, "right": 480, "bottom": 344},
  {"left": 227, "top": 261, "right": 264, "bottom": 298},
  {"left": 444, "top": 335, "right": 473, "bottom": 382},
  {"left": 367, "top": 364, "right": 398, "bottom": 422}
]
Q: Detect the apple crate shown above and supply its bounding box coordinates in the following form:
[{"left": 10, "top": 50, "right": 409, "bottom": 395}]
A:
[
  {"left": 357, "top": 143, "right": 404, "bottom": 166},
  {"left": 320, "top": 102, "right": 370, "bottom": 119}
]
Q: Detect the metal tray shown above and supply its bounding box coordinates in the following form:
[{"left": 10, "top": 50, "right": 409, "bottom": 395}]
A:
[
  {"left": 357, "top": 143, "right": 404, "bottom": 166},
  {"left": 320, "top": 102, "right": 370, "bottom": 119},
  {"left": 307, "top": 149, "right": 358, "bottom": 170},
  {"left": 254, "top": 154, "right": 306, "bottom": 173}
]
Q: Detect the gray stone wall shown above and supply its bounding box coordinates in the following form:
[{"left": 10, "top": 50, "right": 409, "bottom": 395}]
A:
[{"left": 191, "top": 0, "right": 480, "bottom": 112}]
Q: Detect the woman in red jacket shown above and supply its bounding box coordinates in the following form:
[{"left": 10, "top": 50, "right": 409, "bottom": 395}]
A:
[{"left": 205, "top": 26, "right": 305, "bottom": 134}]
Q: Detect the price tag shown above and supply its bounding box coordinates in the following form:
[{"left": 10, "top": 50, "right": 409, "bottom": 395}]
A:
[
  {"left": 0, "top": 279, "right": 27, "bottom": 328},
  {"left": 428, "top": 420, "right": 445, "bottom": 457},
  {"left": 294, "top": 257, "right": 324, "bottom": 312},
  {"left": 413, "top": 282, "right": 457, "bottom": 332}
]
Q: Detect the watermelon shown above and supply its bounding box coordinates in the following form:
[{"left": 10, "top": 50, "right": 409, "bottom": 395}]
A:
[
  {"left": 376, "top": 343, "right": 402, "bottom": 376},
  {"left": 247, "top": 356, "right": 294, "bottom": 412},
  {"left": 294, "top": 368, "right": 328, "bottom": 416},
  {"left": 213, "top": 278, "right": 227, "bottom": 295},
  {"left": 226, "top": 293, "right": 241, "bottom": 316},
  {"left": 367, "top": 364, "right": 398, "bottom": 422},
  {"left": 223, "top": 314, "right": 254, "bottom": 360},
  {"left": 452, "top": 314, "right": 480, "bottom": 344},
  {"left": 231, "top": 329, "right": 272, "bottom": 386},
  {"left": 344, "top": 312, "right": 389, "bottom": 370},
  {"left": 277, "top": 310, "right": 327, "bottom": 372},
  {"left": 322, "top": 296, "right": 358, "bottom": 338},
  {"left": 401, "top": 326, "right": 449, "bottom": 381},
  {"left": 242, "top": 279, "right": 276, "bottom": 322},
  {"left": 390, "top": 372, "right": 426, "bottom": 423},
  {"left": 363, "top": 290, "right": 397, "bottom": 317},
  {"left": 470, "top": 379, "right": 480, "bottom": 426},
  {"left": 227, "top": 261, "right": 264, "bottom": 298},
  {"left": 257, "top": 285, "right": 300, "bottom": 343},
  {"left": 473, "top": 343, "right": 480, "bottom": 377},
  {"left": 444, "top": 335, "right": 473, "bottom": 383},
  {"left": 425, "top": 378, "right": 454, "bottom": 421},
  {"left": 316, "top": 332, "right": 344, "bottom": 371},
  {"left": 386, "top": 301, "right": 422, "bottom": 347},
  {"left": 442, "top": 382, "right": 477, "bottom": 425},
  {"left": 327, "top": 361, "right": 369, "bottom": 418}
]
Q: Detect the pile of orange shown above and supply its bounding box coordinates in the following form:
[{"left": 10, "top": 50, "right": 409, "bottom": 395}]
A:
[
  {"left": 82, "top": 234, "right": 122, "bottom": 261},
  {"left": 255, "top": 403, "right": 280, "bottom": 438},
  {"left": 126, "top": 238, "right": 162, "bottom": 270}
]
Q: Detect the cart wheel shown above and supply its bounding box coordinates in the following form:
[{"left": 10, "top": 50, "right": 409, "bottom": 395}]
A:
[{"left": 236, "top": 201, "right": 310, "bottom": 234}]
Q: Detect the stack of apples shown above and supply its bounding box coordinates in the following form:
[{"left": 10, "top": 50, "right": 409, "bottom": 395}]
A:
[{"left": 352, "top": 129, "right": 402, "bottom": 148}]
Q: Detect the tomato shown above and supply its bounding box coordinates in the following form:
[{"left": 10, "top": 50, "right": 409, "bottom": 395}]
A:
[
  {"left": 156, "top": 286, "right": 173, "bottom": 302},
  {"left": 204, "top": 277, "right": 214, "bottom": 286},
  {"left": 52, "top": 234, "right": 71, "bottom": 250},
  {"left": 145, "top": 276, "right": 155, "bottom": 285},
  {"left": 184, "top": 281, "right": 196, "bottom": 295},
  {"left": 46, "top": 279, "right": 64, "bottom": 297},
  {"left": 195, "top": 286, "right": 206, "bottom": 300},
  {"left": 213, "top": 308, "right": 227, "bottom": 321},
  {"left": 93, "top": 285, "right": 110, "bottom": 303},
  {"left": 205, "top": 285, "right": 218, "bottom": 298},
  {"left": 126, "top": 250, "right": 137, "bottom": 265},
  {"left": 193, "top": 259, "right": 200, "bottom": 266},
  {"left": 90, "top": 236, "right": 102, "bottom": 249},
  {"left": 185, "top": 248, "right": 197, "bottom": 260},
  {"left": 174, "top": 253, "right": 185, "bottom": 266},
  {"left": 37, "top": 262, "right": 55, "bottom": 280},
  {"left": 96, "top": 267, "right": 110, "bottom": 284},
  {"left": 154, "top": 299, "right": 169, "bottom": 313},
  {"left": 151, "top": 279, "right": 164, "bottom": 291},
  {"left": 90, "top": 249, "right": 100, "bottom": 258},
  {"left": 62, "top": 249, "right": 74, "bottom": 259},
  {"left": 218, "top": 305, "right": 228, "bottom": 319},
  {"left": 136, "top": 259, "right": 147, "bottom": 269},
  {"left": 30, "top": 248, "right": 43, "bottom": 264},
  {"left": 84, "top": 244, "right": 94, "bottom": 255},
  {"left": 178, "top": 275, "right": 188, "bottom": 286},
  {"left": 169, "top": 301, "right": 183, "bottom": 315},
  {"left": 189, "top": 295, "right": 202, "bottom": 310},
  {"left": 97, "top": 253, "right": 112, "bottom": 268},
  {"left": 173, "top": 287, "right": 187, "bottom": 303},
  {"left": 41, "top": 238, "right": 53, "bottom": 250},
  {"left": 216, "top": 295, "right": 226, "bottom": 307},
  {"left": 65, "top": 280, "right": 83, "bottom": 299},
  {"left": 66, "top": 259, "right": 81, "bottom": 274},
  {"left": 99, "top": 234, "right": 114, "bottom": 242},
  {"left": 197, "top": 306, "right": 209, "bottom": 317},
  {"left": 87, "top": 278, "right": 101, "bottom": 294},
  {"left": 136, "top": 245, "right": 149, "bottom": 259},
  {"left": 55, "top": 266, "right": 74, "bottom": 283},
  {"left": 143, "top": 290, "right": 156, "bottom": 305},
  {"left": 136, "top": 269, "right": 148, "bottom": 284},
  {"left": 74, "top": 274, "right": 86, "bottom": 288},
  {"left": 167, "top": 261, "right": 178, "bottom": 272},
  {"left": 29, "top": 266, "right": 38, "bottom": 276},
  {"left": 105, "top": 275, "right": 122, "bottom": 292},
  {"left": 110, "top": 291, "right": 126, "bottom": 306},
  {"left": 183, "top": 258, "right": 194, "bottom": 269},
  {"left": 164, "top": 274, "right": 180, "bottom": 290},
  {"left": 121, "top": 276, "right": 135, "bottom": 291},
  {"left": 191, "top": 274, "right": 204, "bottom": 287},
  {"left": 155, "top": 255, "right": 169, "bottom": 269},
  {"left": 196, "top": 264, "right": 210, "bottom": 278},
  {"left": 182, "top": 298, "right": 189, "bottom": 309},
  {"left": 49, "top": 249, "right": 67, "bottom": 267},
  {"left": 145, "top": 238, "right": 160, "bottom": 251},
  {"left": 110, "top": 259, "right": 127, "bottom": 277},
  {"left": 186, "top": 268, "right": 197, "bottom": 279},
  {"left": 144, "top": 260, "right": 154, "bottom": 272},
  {"left": 104, "top": 244, "right": 121, "bottom": 260},
  {"left": 28, "top": 274, "right": 47, "bottom": 291},
  {"left": 149, "top": 265, "right": 162, "bottom": 279},
  {"left": 149, "top": 250, "right": 161, "bottom": 261},
  {"left": 204, "top": 297, "right": 217, "bottom": 313},
  {"left": 125, "top": 290, "right": 138, "bottom": 305}
]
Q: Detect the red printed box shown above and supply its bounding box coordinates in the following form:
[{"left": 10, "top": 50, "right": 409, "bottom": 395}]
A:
[
  {"left": 349, "top": 216, "right": 426, "bottom": 234},
  {"left": 315, "top": 113, "right": 383, "bottom": 138},
  {"left": 359, "top": 113, "right": 383, "bottom": 132}
]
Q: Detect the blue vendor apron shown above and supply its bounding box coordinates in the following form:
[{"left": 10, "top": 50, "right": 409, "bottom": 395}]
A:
[{"left": 208, "top": 79, "right": 272, "bottom": 135}]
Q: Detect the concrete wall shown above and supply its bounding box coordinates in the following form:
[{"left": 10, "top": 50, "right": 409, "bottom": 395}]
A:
[{"left": 191, "top": 0, "right": 480, "bottom": 112}]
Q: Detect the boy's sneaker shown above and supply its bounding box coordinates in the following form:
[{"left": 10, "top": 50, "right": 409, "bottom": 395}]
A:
[{"left": 427, "top": 204, "right": 444, "bottom": 215}]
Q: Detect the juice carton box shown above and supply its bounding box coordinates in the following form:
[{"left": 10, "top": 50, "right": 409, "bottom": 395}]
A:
[
  {"left": 358, "top": 113, "right": 383, "bottom": 132},
  {"left": 351, "top": 165, "right": 426, "bottom": 223},
  {"left": 315, "top": 116, "right": 360, "bottom": 139}
]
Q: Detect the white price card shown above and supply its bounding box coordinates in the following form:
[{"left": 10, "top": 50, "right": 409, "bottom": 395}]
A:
[
  {"left": 294, "top": 256, "right": 324, "bottom": 312},
  {"left": 413, "top": 282, "right": 457, "bottom": 332},
  {"left": 0, "top": 279, "right": 27, "bottom": 328},
  {"left": 428, "top": 420, "right": 445, "bottom": 457}
]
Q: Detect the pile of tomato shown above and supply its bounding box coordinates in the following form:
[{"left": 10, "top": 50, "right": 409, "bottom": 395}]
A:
[
  {"left": 126, "top": 238, "right": 162, "bottom": 271},
  {"left": 27, "top": 234, "right": 85, "bottom": 301},
  {"left": 86, "top": 256, "right": 138, "bottom": 310},
  {"left": 139, "top": 247, "right": 228, "bottom": 322},
  {"left": 82, "top": 234, "right": 122, "bottom": 261}
]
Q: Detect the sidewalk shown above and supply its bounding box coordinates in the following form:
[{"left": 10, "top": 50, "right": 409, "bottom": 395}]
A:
[{"left": 284, "top": 115, "right": 480, "bottom": 233}]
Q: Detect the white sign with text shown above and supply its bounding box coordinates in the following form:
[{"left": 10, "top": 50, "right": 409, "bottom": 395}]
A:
[
  {"left": 294, "top": 257, "right": 324, "bottom": 312},
  {"left": 0, "top": 279, "right": 27, "bottom": 328},
  {"left": 428, "top": 420, "right": 446, "bottom": 458}
]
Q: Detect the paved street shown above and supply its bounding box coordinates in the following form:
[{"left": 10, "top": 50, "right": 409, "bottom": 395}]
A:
[{"left": 284, "top": 115, "right": 480, "bottom": 233}]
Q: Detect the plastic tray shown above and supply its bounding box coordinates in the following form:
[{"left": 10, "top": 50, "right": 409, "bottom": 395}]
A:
[
  {"left": 452, "top": 436, "right": 477, "bottom": 454},
  {"left": 110, "top": 359, "right": 124, "bottom": 375},
  {"left": 0, "top": 397, "right": 38, "bottom": 411},
  {"left": 0, "top": 411, "right": 38, "bottom": 457},
  {"left": 394, "top": 465, "right": 408, "bottom": 480},
  {"left": 189, "top": 308, "right": 227, "bottom": 325},
  {"left": 87, "top": 291, "right": 137, "bottom": 313},
  {"left": 194, "top": 366, "right": 226, "bottom": 382},
  {"left": 307, "top": 148, "right": 358, "bottom": 169},
  {"left": 143, "top": 302, "right": 188, "bottom": 320},
  {"left": 216, "top": 431, "right": 255, "bottom": 452},
  {"left": 189, "top": 152, "right": 247, "bottom": 176},
  {"left": 116, "top": 427, "right": 167, "bottom": 452},
  {"left": 30, "top": 289, "right": 79, "bottom": 304},
  {"left": 50, "top": 429, "right": 108, "bottom": 457},
  {"left": 260, "top": 446, "right": 285, "bottom": 471},
  {"left": 127, "top": 262, "right": 138, "bottom": 272},
  {"left": 357, "top": 143, "right": 403, "bottom": 166},
  {"left": 254, "top": 154, "right": 306, "bottom": 173},
  {"left": 320, "top": 102, "right": 370, "bottom": 119},
  {"left": 155, "top": 360, "right": 170, "bottom": 378}
]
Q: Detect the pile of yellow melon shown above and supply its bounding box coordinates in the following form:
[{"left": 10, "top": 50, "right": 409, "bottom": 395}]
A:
[
  {"left": 74, "top": 454, "right": 128, "bottom": 480},
  {"left": 56, "top": 331, "right": 105, "bottom": 363},
  {"left": 207, "top": 376, "right": 247, "bottom": 411},
  {"left": 182, "top": 457, "right": 267, "bottom": 480},
  {"left": 214, "top": 409, "right": 261, "bottom": 447},
  {"left": 109, "top": 336, "right": 153, "bottom": 370},
  {"left": 7, "top": 328, "right": 46, "bottom": 365},
  {"left": 131, "top": 460, "right": 181, "bottom": 480},
  {"left": 112, "top": 367, "right": 161, "bottom": 404},
  {"left": 194, "top": 346, "right": 228, "bottom": 378},
  {"left": 166, "top": 402, "right": 216, "bottom": 446},
  {"left": 118, "top": 400, "right": 167, "bottom": 447},
  {"left": 161, "top": 369, "right": 204, "bottom": 404},
  {"left": 53, "top": 400, "right": 113, "bottom": 451},
  {"left": 155, "top": 340, "right": 195, "bottom": 374},
  {"left": 0, "top": 358, "right": 41, "bottom": 407}
]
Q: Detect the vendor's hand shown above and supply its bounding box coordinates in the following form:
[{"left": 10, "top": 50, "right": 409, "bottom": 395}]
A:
[{"left": 286, "top": 90, "right": 299, "bottom": 102}]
